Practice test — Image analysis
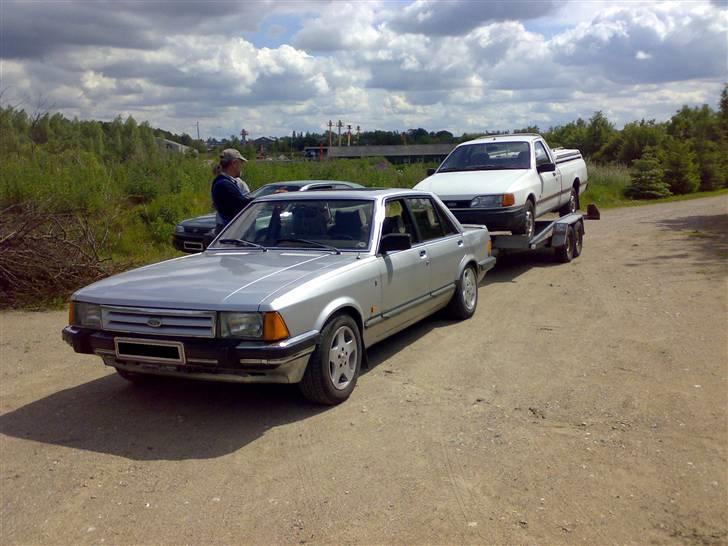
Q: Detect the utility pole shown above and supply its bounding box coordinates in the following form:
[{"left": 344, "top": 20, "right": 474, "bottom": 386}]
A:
[
  {"left": 196, "top": 121, "right": 200, "bottom": 140},
  {"left": 327, "top": 120, "right": 333, "bottom": 149},
  {"left": 240, "top": 128, "right": 248, "bottom": 144},
  {"left": 337, "top": 119, "right": 343, "bottom": 147},
  {"left": 346, "top": 124, "right": 352, "bottom": 146},
  {"left": 356, "top": 125, "right": 360, "bottom": 145}
]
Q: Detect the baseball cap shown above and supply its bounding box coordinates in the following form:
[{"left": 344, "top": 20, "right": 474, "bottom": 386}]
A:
[{"left": 220, "top": 148, "right": 247, "bottom": 162}]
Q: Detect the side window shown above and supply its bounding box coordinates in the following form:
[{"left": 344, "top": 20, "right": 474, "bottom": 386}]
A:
[
  {"left": 535, "top": 142, "right": 550, "bottom": 166},
  {"left": 406, "top": 197, "right": 446, "bottom": 242},
  {"left": 434, "top": 202, "right": 459, "bottom": 236},
  {"left": 382, "top": 198, "right": 418, "bottom": 243}
]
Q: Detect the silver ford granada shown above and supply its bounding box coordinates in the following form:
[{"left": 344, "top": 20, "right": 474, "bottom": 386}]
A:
[{"left": 63, "top": 188, "right": 495, "bottom": 405}]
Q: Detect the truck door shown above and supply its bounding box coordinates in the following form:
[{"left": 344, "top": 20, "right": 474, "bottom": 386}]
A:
[{"left": 535, "top": 141, "right": 562, "bottom": 215}]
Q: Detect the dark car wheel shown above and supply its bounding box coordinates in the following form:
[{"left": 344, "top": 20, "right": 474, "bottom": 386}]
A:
[
  {"left": 299, "top": 314, "right": 362, "bottom": 405},
  {"left": 446, "top": 265, "right": 478, "bottom": 320}
]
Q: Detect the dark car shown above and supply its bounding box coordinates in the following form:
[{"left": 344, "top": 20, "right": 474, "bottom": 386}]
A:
[{"left": 172, "top": 180, "right": 365, "bottom": 253}]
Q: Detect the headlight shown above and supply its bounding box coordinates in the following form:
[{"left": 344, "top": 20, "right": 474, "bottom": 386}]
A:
[
  {"left": 218, "top": 311, "right": 290, "bottom": 341},
  {"left": 174, "top": 225, "right": 186, "bottom": 234},
  {"left": 219, "top": 312, "right": 263, "bottom": 338},
  {"left": 470, "top": 195, "right": 503, "bottom": 208},
  {"left": 70, "top": 301, "right": 102, "bottom": 328},
  {"left": 470, "top": 194, "right": 516, "bottom": 208}
]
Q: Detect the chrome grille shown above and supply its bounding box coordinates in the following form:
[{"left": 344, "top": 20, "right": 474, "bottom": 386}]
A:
[{"left": 101, "top": 306, "right": 216, "bottom": 338}]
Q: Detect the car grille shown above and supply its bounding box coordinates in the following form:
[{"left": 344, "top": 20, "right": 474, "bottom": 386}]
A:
[
  {"left": 444, "top": 200, "right": 471, "bottom": 209},
  {"left": 101, "top": 306, "right": 216, "bottom": 338}
]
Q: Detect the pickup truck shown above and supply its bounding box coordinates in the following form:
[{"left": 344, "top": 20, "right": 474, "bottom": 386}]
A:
[{"left": 414, "top": 134, "right": 588, "bottom": 237}]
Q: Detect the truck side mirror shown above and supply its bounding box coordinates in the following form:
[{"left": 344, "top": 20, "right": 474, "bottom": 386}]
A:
[
  {"left": 537, "top": 162, "right": 556, "bottom": 173},
  {"left": 426, "top": 168, "right": 436, "bottom": 177}
]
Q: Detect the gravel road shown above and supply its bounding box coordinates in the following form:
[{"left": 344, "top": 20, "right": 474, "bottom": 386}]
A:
[{"left": 1, "top": 195, "right": 726, "bottom": 545}]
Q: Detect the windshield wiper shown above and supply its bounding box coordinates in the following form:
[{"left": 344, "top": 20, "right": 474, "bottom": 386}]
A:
[
  {"left": 275, "top": 238, "right": 341, "bottom": 254},
  {"left": 217, "top": 238, "right": 268, "bottom": 251}
]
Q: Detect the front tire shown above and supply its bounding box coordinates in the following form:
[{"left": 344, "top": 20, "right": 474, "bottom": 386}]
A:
[
  {"left": 299, "top": 315, "right": 362, "bottom": 405},
  {"left": 446, "top": 265, "right": 478, "bottom": 320},
  {"left": 513, "top": 200, "right": 535, "bottom": 237}
]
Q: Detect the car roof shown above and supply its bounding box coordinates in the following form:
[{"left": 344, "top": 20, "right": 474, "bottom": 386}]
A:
[
  {"left": 459, "top": 133, "right": 542, "bottom": 146},
  {"left": 261, "top": 180, "right": 362, "bottom": 187},
  {"left": 254, "top": 187, "right": 431, "bottom": 202}
]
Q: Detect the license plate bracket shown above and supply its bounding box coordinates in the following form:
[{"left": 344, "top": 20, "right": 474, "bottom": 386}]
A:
[{"left": 114, "top": 338, "right": 186, "bottom": 364}]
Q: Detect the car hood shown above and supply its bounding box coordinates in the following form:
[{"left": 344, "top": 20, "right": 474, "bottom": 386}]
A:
[
  {"left": 414, "top": 169, "right": 528, "bottom": 198},
  {"left": 74, "top": 251, "right": 354, "bottom": 311},
  {"left": 180, "top": 213, "right": 216, "bottom": 229}
]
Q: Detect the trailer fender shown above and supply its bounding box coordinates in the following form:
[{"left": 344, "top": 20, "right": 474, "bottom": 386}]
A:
[{"left": 551, "top": 223, "right": 571, "bottom": 248}]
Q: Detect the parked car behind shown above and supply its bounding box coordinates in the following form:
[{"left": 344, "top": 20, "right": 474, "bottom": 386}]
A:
[
  {"left": 64, "top": 189, "right": 495, "bottom": 405},
  {"left": 173, "top": 180, "right": 365, "bottom": 253}
]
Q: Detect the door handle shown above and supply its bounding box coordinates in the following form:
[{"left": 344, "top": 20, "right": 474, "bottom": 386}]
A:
[
  {"left": 419, "top": 250, "right": 427, "bottom": 258},
  {"left": 552, "top": 172, "right": 557, "bottom": 177},
  {"left": 457, "top": 240, "right": 464, "bottom": 247}
]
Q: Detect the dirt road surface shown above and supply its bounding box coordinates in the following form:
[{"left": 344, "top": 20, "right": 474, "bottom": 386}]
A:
[{"left": 1, "top": 196, "right": 726, "bottom": 545}]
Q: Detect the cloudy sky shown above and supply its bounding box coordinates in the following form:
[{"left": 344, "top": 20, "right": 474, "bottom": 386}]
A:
[{"left": 1, "top": 0, "right": 726, "bottom": 139}]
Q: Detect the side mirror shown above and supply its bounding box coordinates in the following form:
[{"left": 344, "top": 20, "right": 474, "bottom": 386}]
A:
[
  {"left": 379, "top": 233, "right": 411, "bottom": 254},
  {"left": 426, "top": 168, "right": 436, "bottom": 177},
  {"left": 537, "top": 162, "right": 556, "bottom": 173}
]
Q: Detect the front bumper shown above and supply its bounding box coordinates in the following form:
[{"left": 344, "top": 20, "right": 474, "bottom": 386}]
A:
[
  {"left": 62, "top": 326, "right": 318, "bottom": 384},
  {"left": 450, "top": 205, "right": 526, "bottom": 232}
]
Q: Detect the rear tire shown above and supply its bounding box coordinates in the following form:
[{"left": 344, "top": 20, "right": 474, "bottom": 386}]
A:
[
  {"left": 446, "top": 265, "right": 478, "bottom": 320},
  {"left": 559, "top": 187, "right": 578, "bottom": 216},
  {"left": 555, "top": 226, "right": 576, "bottom": 263},
  {"left": 299, "top": 314, "right": 362, "bottom": 405}
]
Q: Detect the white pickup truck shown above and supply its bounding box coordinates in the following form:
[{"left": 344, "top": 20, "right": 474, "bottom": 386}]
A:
[{"left": 414, "top": 134, "right": 588, "bottom": 237}]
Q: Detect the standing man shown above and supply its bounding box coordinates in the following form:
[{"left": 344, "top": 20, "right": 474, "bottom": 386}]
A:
[{"left": 211, "top": 148, "right": 251, "bottom": 232}]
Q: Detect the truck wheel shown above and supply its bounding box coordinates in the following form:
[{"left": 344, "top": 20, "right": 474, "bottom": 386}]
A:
[
  {"left": 299, "top": 314, "right": 362, "bottom": 405},
  {"left": 513, "top": 200, "right": 535, "bottom": 237},
  {"left": 555, "top": 226, "right": 575, "bottom": 263},
  {"left": 446, "top": 265, "right": 478, "bottom": 320},
  {"left": 573, "top": 222, "right": 584, "bottom": 258},
  {"left": 559, "top": 188, "right": 578, "bottom": 216}
]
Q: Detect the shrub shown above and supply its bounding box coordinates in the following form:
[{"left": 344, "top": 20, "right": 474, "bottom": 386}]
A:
[
  {"left": 625, "top": 149, "right": 671, "bottom": 199},
  {"left": 662, "top": 139, "right": 700, "bottom": 194}
]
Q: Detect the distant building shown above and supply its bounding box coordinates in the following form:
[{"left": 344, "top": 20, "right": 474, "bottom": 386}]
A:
[
  {"left": 253, "top": 137, "right": 277, "bottom": 153},
  {"left": 156, "top": 137, "right": 197, "bottom": 155},
  {"left": 324, "top": 144, "right": 454, "bottom": 164}
]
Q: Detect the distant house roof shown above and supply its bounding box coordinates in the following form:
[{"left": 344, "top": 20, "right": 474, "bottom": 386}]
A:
[
  {"left": 326, "top": 144, "right": 454, "bottom": 158},
  {"left": 254, "top": 137, "right": 276, "bottom": 146},
  {"left": 156, "top": 137, "right": 196, "bottom": 155}
]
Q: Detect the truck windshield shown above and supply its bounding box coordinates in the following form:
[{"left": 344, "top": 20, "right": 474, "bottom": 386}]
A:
[{"left": 438, "top": 141, "right": 531, "bottom": 172}]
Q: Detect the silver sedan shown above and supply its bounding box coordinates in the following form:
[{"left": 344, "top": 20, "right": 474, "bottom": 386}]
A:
[{"left": 63, "top": 188, "right": 495, "bottom": 404}]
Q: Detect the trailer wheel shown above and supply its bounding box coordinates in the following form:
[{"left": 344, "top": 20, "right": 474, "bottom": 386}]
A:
[
  {"left": 555, "top": 226, "right": 575, "bottom": 263},
  {"left": 573, "top": 222, "right": 584, "bottom": 258}
]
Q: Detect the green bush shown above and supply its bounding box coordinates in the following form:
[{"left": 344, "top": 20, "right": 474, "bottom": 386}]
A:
[{"left": 625, "top": 149, "right": 671, "bottom": 199}]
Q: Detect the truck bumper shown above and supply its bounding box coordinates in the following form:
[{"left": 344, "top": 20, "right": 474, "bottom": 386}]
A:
[
  {"left": 62, "top": 326, "right": 318, "bottom": 384},
  {"left": 450, "top": 205, "right": 526, "bottom": 232}
]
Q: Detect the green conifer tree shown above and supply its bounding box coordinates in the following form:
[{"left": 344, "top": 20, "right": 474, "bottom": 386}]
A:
[
  {"left": 661, "top": 138, "right": 700, "bottom": 194},
  {"left": 625, "top": 147, "right": 671, "bottom": 199}
]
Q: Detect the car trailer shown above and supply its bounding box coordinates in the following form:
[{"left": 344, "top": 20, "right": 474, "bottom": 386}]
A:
[{"left": 490, "top": 204, "right": 600, "bottom": 263}]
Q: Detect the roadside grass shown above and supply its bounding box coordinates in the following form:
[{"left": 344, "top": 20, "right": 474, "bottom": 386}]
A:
[{"left": 582, "top": 162, "right": 728, "bottom": 209}]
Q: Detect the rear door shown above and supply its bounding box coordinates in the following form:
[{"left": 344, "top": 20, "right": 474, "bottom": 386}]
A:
[{"left": 405, "top": 196, "right": 462, "bottom": 296}]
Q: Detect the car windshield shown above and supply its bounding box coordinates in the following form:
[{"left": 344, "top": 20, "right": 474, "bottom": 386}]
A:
[
  {"left": 212, "top": 199, "right": 375, "bottom": 251},
  {"left": 438, "top": 141, "right": 531, "bottom": 172}
]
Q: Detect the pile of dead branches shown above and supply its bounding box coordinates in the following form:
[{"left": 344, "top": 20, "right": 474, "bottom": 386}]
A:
[{"left": 0, "top": 203, "right": 119, "bottom": 308}]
